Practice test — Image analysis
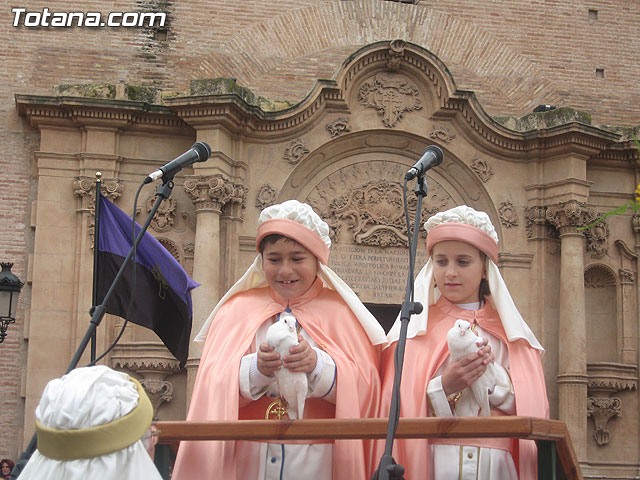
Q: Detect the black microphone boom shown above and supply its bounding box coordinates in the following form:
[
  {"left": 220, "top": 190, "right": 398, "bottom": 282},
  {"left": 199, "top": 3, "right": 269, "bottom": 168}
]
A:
[
  {"left": 144, "top": 141, "right": 212, "bottom": 184},
  {"left": 405, "top": 145, "right": 443, "bottom": 180}
]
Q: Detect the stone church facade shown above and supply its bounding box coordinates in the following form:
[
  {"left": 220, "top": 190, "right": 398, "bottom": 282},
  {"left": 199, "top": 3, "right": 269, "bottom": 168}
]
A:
[{"left": 3, "top": 2, "right": 640, "bottom": 479}]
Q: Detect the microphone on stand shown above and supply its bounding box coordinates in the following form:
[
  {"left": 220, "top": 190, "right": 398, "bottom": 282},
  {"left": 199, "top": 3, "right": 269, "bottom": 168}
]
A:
[
  {"left": 144, "top": 141, "right": 211, "bottom": 184},
  {"left": 405, "top": 145, "right": 443, "bottom": 180}
]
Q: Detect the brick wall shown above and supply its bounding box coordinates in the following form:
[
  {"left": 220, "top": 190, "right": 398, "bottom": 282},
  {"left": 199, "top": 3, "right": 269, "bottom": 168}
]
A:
[{"left": 1, "top": 0, "right": 638, "bottom": 460}]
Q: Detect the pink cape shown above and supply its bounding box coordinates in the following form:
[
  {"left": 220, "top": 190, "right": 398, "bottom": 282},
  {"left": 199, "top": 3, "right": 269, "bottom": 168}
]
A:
[
  {"left": 173, "top": 279, "right": 382, "bottom": 479},
  {"left": 377, "top": 297, "right": 549, "bottom": 479}
]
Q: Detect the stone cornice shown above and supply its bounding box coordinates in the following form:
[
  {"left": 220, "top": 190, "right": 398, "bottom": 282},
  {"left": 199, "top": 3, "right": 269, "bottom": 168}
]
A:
[
  {"left": 15, "top": 94, "right": 192, "bottom": 133},
  {"left": 165, "top": 81, "right": 349, "bottom": 137}
]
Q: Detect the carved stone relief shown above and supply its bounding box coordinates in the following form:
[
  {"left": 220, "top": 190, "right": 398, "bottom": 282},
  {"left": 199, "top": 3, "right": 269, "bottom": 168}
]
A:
[
  {"left": 157, "top": 237, "right": 182, "bottom": 264},
  {"left": 358, "top": 73, "right": 422, "bottom": 128},
  {"left": 587, "top": 397, "right": 622, "bottom": 446},
  {"left": 146, "top": 195, "right": 177, "bottom": 232},
  {"left": 618, "top": 268, "right": 635, "bottom": 284},
  {"left": 546, "top": 201, "right": 599, "bottom": 235},
  {"left": 632, "top": 212, "right": 640, "bottom": 233},
  {"left": 326, "top": 117, "right": 351, "bottom": 137},
  {"left": 283, "top": 139, "right": 310, "bottom": 165},
  {"left": 470, "top": 158, "right": 493, "bottom": 183},
  {"left": 184, "top": 174, "right": 243, "bottom": 214},
  {"left": 584, "top": 265, "right": 617, "bottom": 288},
  {"left": 256, "top": 184, "right": 278, "bottom": 210},
  {"left": 306, "top": 161, "right": 456, "bottom": 247},
  {"left": 73, "top": 176, "right": 124, "bottom": 246},
  {"left": 524, "top": 206, "right": 546, "bottom": 239},
  {"left": 584, "top": 221, "right": 610, "bottom": 259},
  {"left": 498, "top": 201, "right": 519, "bottom": 227},
  {"left": 386, "top": 39, "right": 406, "bottom": 71},
  {"left": 429, "top": 125, "right": 456, "bottom": 144}
]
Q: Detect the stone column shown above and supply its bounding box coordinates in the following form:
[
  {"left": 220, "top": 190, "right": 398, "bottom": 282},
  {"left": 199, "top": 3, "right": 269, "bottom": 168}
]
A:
[
  {"left": 546, "top": 201, "right": 594, "bottom": 460},
  {"left": 183, "top": 174, "right": 238, "bottom": 409}
]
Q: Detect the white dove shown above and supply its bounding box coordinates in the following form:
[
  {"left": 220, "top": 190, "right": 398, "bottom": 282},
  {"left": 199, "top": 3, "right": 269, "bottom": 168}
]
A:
[
  {"left": 265, "top": 312, "right": 308, "bottom": 420},
  {"left": 446, "top": 319, "right": 496, "bottom": 416}
]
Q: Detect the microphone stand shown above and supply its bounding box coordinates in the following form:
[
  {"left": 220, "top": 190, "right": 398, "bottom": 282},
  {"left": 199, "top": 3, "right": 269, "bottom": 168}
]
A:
[
  {"left": 373, "top": 173, "right": 428, "bottom": 480},
  {"left": 10, "top": 178, "right": 176, "bottom": 479}
]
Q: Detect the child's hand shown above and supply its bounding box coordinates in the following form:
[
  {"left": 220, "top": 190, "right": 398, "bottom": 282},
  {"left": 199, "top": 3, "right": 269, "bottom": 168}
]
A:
[
  {"left": 257, "top": 342, "right": 282, "bottom": 377},
  {"left": 441, "top": 339, "right": 493, "bottom": 396},
  {"left": 283, "top": 335, "right": 317, "bottom": 374}
]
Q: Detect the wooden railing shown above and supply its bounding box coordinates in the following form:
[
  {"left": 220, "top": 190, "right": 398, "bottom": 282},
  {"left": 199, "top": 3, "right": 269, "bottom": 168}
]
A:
[{"left": 154, "top": 416, "right": 581, "bottom": 479}]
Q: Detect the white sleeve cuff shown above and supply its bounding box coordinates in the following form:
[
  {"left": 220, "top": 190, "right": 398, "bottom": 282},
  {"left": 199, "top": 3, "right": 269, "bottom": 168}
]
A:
[
  {"left": 427, "top": 376, "right": 454, "bottom": 417},
  {"left": 308, "top": 348, "right": 336, "bottom": 403},
  {"left": 239, "top": 353, "right": 276, "bottom": 400}
]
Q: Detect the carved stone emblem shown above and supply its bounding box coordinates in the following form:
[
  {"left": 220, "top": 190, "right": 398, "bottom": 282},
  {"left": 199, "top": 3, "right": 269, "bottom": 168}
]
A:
[
  {"left": 256, "top": 184, "right": 278, "bottom": 210},
  {"left": 146, "top": 195, "right": 177, "bottom": 232},
  {"left": 584, "top": 221, "right": 610, "bottom": 259},
  {"left": 283, "top": 139, "right": 309, "bottom": 165},
  {"left": 429, "top": 125, "right": 455, "bottom": 144},
  {"left": 359, "top": 73, "right": 422, "bottom": 128},
  {"left": 470, "top": 158, "right": 493, "bottom": 182},
  {"left": 387, "top": 39, "right": 406, "bottom": 71},
  {"left": 619, "top": 268, "right": 635, "bottom": 284},
  {"left": 306, "top": 161, "right": 456, "bottom": 247},
  {"left": 498, "top": 201, "right": 519, "bottom": 227},
  {"left": 326, "top": 117, "right": 351, "bottom": 137},
  {"left": 587, "top": 397, "right": 621, "bottom": 446}
]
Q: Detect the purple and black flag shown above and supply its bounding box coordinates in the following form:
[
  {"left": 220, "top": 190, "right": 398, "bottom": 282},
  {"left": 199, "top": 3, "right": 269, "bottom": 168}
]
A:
[{"left": 96, "top": 193, "right": 199, "bottom": 367}]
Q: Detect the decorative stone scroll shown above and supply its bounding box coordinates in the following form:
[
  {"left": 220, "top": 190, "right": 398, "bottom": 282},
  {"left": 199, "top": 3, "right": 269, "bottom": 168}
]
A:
[
  {"left": 498, "top": 201, "right": 519, "bottom": 227},
  {"left": 587, "top": 397, "right": 622, "bottom": 446},
  {"left": 470, "top": 158, "right": 493, "bottom": 182},
  {"left": 256, "top": 184, "right": 277, "bottom": 209},
  {"left": 283, "top": 139, "right": 310, "bottom": 165},
  {"left": 326, "top": 117, "right": 351, "bottom": 137},
  {"left": 358, "top": 73, "right": 422, "bottom": 128}
]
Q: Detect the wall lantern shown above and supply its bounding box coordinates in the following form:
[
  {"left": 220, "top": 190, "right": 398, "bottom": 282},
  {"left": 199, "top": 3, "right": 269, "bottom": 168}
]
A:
[{"left": 0, "top": 263, "right": 24, "bottom": 344}]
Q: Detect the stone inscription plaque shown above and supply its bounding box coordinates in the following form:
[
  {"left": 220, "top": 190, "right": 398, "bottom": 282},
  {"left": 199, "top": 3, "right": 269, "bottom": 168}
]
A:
[{"left": 329, "top": 244, "right": 430, "bottom": 304}]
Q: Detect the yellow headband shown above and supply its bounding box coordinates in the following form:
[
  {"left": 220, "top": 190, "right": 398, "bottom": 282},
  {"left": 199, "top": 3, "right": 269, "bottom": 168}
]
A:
[{"left": 35, "top": 377, "right": 152, "bottom": 461}]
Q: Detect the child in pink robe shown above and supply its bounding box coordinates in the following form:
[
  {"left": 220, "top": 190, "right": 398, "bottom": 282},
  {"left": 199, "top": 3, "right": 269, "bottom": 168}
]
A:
[
  {"left": 379, "top": 205, "right": 549, "bottom": 480},
  {"left": 173, "top": 200, "right": 387, "bottom": 480}
]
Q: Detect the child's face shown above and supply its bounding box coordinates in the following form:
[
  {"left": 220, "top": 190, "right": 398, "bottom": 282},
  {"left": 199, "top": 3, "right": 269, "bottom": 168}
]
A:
[
  {"left": 262, "top": 237, "right": 318, "bottom": 301},
  {"left": 432, "top": 240, "right": 485, "bottom": 304}
]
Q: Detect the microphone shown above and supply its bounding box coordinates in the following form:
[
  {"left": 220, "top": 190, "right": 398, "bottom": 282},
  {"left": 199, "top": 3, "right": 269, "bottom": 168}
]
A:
[
  {"left": 405, "top": 145, "right": 443, "bottom": 180},
  {"left": 144, "top": 141, "right": 212, "bottom": 184}
]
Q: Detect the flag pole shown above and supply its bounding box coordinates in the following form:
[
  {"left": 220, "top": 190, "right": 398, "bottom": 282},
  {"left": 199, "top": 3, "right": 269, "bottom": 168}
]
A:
[
  {"left": 90, "top": 172, "right": 102, "bottom": 363},
  {"left": 10, "top": 179, "right": 176, "bottom": 479}
]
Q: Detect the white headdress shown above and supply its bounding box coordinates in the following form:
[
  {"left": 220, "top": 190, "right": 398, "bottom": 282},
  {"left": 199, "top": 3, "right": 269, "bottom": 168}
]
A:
[
  {"left": 194, "top": 200, "right": 387, "bottom": 346},
  {"left": 387, "top": 205, "right": 543, "bottom": 351},
  {"left": 19, "top": 365, "right": 162, "bottom": 480}
]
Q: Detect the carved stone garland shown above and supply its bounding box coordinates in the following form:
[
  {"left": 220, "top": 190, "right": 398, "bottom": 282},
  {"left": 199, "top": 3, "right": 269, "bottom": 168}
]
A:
[{"left": 359, "top": 73, "right": 422, "bottom": 128}]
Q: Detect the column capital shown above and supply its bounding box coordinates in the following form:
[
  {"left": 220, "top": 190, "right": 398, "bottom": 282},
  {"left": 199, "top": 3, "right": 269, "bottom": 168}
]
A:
[
  {"left": 545, "top": 200, "right": 598, "bottom": 235},
  {"left": 184, "top": 174, "right": 245, "bottom": 215}
]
